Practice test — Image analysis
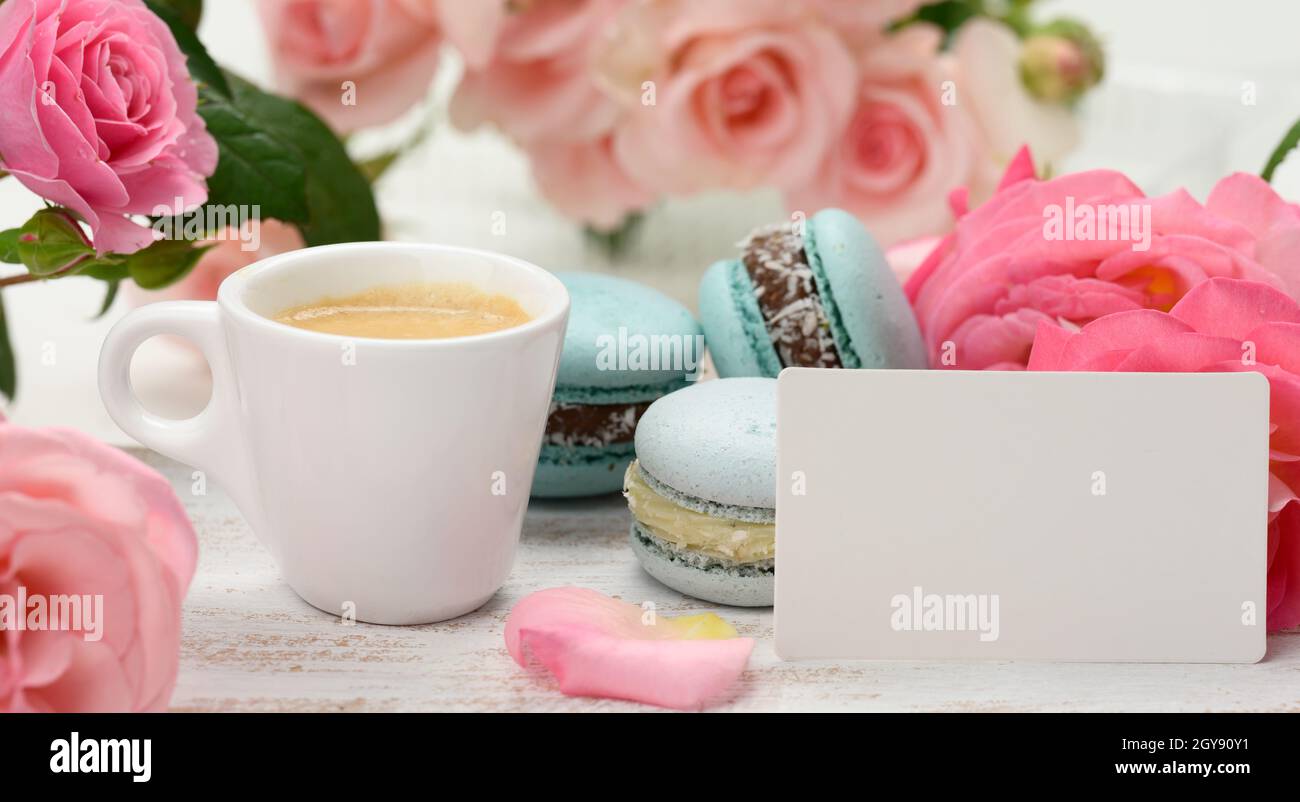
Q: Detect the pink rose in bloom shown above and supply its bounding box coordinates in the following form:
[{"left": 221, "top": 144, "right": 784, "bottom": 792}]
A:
[
  {"left": 0, "top": 423, "right": 197, "bottom": 711},
  {"left": 450, "top": 0, "right": 625, "bottom": 145},
  {"left": 260, "top": 0, "right": 495, "bottom": 134},
  {"left": 786, "top": 24, "right": 983, "bottom": 247},
  {"left": 128, "top": 219, "right": 304, "bottom": 304},
  {"left": 506, "top": 587, "right": 753, "bottom": 710},
  {"left": 599, "top": 0, "right": 856, "bottom": 194},
  {"left": 1027, "top": 278, "right": 1300, "bottom": 631},
  {"left": 526, "top": 135, "right": 654, "bottom": 231},
  {"left": 906, "top": 151, "right": 1300, "bottom": 369},
  {"left": 0, "top": 0, "right": 218, "bottom": 254}
]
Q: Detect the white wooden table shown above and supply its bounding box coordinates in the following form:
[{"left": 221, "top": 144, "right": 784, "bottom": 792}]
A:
[{"left": 144, "top": 449, "right": 1300, "bottom": 713}]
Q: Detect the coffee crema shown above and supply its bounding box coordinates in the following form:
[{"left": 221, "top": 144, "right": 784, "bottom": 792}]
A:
[{"left": 270, "top": 282, "right": 531, "bottom": 339}]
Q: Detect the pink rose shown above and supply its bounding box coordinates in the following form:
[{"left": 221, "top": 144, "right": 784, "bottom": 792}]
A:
[
  {"left": 0, "top": 422, "right": 197, "bottom": 711},
  {"left": 0, "top": 0, "right": 218, "bottom": 254},
  {"left": 128, "top": 219, "right": 304, "bottom": 304},
  {"left": 525, "top": 135, "right": 654, "bottom": 231},
  {"left": 396, "top": 0, "right": 503, "bottom": 68},
  {"left": 1027, "top": 278, "right": 1300, "bottom": 631},
  {"left": 786, "top": 24, "right": 983, "bottom": 246},
  {"left": 260, "top": 0, "right": 494, "bottom": 133},
  {"left": 599, "top": 0, "right": 856, "bottom": 194},
  {"left": 450, "top": 0, "right": 624, "bottom": 145},
  {"left": 906, "top": 151, "right": 1300, "bottom": 369}
]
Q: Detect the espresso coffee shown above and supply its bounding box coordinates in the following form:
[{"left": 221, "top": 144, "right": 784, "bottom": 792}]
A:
[{"left": 271, "top": 282, "right": 530, "bottom": 339}]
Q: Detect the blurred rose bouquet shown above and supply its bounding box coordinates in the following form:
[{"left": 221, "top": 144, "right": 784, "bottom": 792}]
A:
[
  {"left": 259, "top": 0, "right": 1102, "bottom": 239},
  {"left": 0, "top": 0, "right": 380, "bottom": 402}
]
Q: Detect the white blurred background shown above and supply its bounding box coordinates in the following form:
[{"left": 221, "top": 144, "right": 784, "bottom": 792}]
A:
[{"left": 4, "top": 0, "right": 1300, "bottom": 444}]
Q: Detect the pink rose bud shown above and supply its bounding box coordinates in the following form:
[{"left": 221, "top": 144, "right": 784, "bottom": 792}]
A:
[{"left": 1019, "top": 19, "right": 1104, "bottom": 104}]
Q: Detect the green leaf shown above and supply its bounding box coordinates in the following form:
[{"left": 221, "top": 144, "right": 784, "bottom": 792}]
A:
[
  {"left": 17, "top": 209, "right": 93, "bottom": 276},
  {"left": 148, "top": 0, "right": 203, "bottom": 31},
  {"left": 1262, "top": 117, "right": 1300, "bottom": 183},
  {"left": 0, "top": 292, "right": 15, "bottom": 401},
  {"left": 123, "top": 239, "right": 213, "bottom": 289},
  {"left": 95, "top": 279, "right": 122, "bottom": 319},
  {"left": 0, "top": 228, "right": 20, "bottom": 264},
  {"left": 147, "top": 4, "right": 379, "bottom": 246},
  {"left": 221, "top": 74, "right": 380, "bottom": 245},
  {"left": 198, "top": 88, "right": 310, "bottom": 223},
  {"left": 893, "top": 0, "right": 980, "bottom": 37},
  {"left": 146, "top": 0, "right": 225, "bottom": 95},
  {"left": 78, "top": 259, "right": 129, "bottom": 283}
]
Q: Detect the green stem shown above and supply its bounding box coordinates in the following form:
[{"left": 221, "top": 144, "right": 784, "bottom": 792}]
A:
[{"left": 1262, "top": 116, "right": 1300, "bottom": 183}]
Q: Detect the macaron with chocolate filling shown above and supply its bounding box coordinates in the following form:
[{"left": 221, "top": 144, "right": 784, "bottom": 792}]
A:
[
  {"left": 698, "top": 208, "right": 926, "bottom": 377},
  {"left": 625, "top": 378, "right": 776, "bottom": 607},
  {"left": 532, "top": 273, "right": 703, "bottom": 498}
]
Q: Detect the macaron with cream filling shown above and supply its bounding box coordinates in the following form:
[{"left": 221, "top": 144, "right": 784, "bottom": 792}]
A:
[{"left": 624, "top": 378, "right": 776, "bottom": 606}]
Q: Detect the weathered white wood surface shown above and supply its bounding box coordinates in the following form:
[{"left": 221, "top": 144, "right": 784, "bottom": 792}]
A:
[{"left": 141, "top": 449, "right": 1300, "bottom": 713}]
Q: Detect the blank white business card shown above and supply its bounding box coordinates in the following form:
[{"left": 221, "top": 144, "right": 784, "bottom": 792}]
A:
[{"left": 775, "top": 369, "right": 1268, "bottom": 663}]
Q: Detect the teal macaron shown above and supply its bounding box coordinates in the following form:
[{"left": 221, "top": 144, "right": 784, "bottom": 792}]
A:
[
  {"left": 532, "top": 273, "right": 703, "bottom": 498},
  {"left": 699, "top": 208, "right": 926, "bottom": 377},
  {"left": 624, "top": 378, "right": 776, "bottom": 607}
]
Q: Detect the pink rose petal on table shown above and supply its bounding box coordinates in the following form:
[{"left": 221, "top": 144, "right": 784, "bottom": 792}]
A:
[{"left": 505, "top": 587, "right": 754, "bottom": 710}]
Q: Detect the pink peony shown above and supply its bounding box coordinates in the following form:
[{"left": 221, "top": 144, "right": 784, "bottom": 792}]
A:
[
  {"left": 259, "top": 0, "right": 496, "bottom": 133},
  {"left": 598, "top": 0, "right": 857, "bottom": 195},
  {"left": 450, "top": 0, "right": 624, "bottom": 145},
  {"left": 906, "top": 150, "right": 1300, "bottom": 369},
  {"left": 506, "top": 587, "right": 753, "bottom": 710},
  {"left": 0, "top": 0, "right": 218, "bottom": 254},
  {"left": 786, "top": 24, "right": 983, "bottom": 247},
  {"left": 0, "top": 422, "right": 197, "bottom": 711},
  {"left": 1027, "top": 278, "right": 1300, "bottom": 631}
]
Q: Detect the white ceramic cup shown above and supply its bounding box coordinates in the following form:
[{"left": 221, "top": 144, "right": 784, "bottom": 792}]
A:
[{"left": 98, "top": 242, "right": 569, "bottom": 625}]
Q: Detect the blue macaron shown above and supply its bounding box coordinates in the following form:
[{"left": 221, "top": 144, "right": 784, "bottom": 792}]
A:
[
  {"left": 624, "top": 378, "right": 776, "bottom": 606},
  {"left": 532, "top": 273, "right": 703, "bottom": 498},
  {"left": 699, "top": 208, "right": 926, "bottom": 377}
]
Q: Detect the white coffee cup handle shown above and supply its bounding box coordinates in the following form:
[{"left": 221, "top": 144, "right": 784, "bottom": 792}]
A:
[{"left": 98, "top": 301, "right": 264, "bottom": 541}]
